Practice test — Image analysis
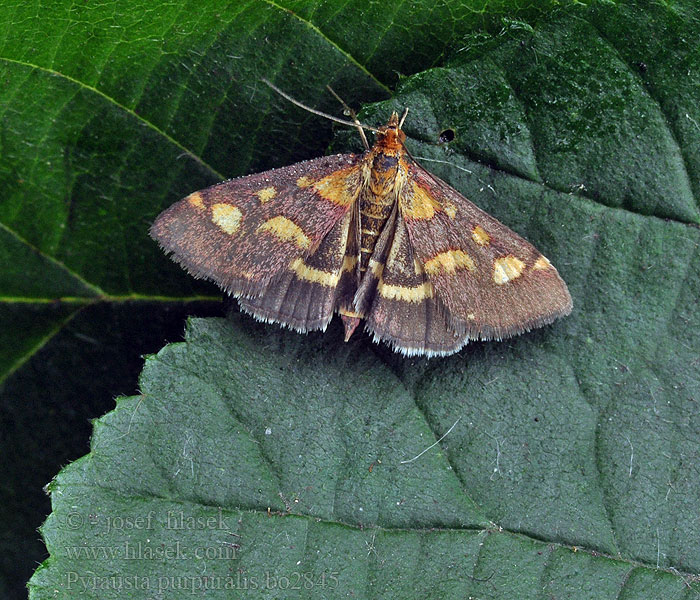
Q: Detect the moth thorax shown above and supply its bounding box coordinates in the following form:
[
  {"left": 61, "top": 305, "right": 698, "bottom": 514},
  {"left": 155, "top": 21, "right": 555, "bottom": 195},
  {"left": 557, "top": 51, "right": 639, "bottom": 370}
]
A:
[{"left": 358, "top": 151, "right": 400, "bottom": 272}]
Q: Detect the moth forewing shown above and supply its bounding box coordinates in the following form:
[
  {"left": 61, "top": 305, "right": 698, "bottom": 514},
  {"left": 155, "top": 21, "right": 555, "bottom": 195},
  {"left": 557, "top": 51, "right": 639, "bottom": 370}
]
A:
[
  {"left": 400, "top": 158, "right": 572, "bottom": 341},
  {"left": 150, "top": 153, "right": 361, "bottom": 299}
]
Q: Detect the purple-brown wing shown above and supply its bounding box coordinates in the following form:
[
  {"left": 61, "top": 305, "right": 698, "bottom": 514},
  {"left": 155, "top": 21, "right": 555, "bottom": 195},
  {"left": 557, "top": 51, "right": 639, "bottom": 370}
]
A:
[
  {"left": 401, "top": 161, "right": 572, "bottom": 341},
  {"left": 360, "top": 212, "right": 467, "bottom": 356},
  {"left": 150, "top": 154, "right": 363, "bottom": 300},
  {"left": 236, "top": 209, "right": 355, "bottom": 332}
]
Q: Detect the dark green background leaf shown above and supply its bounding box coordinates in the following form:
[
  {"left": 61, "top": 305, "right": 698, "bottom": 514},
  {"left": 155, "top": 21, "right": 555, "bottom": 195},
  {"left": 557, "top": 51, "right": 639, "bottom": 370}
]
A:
[{"left": 1, "top": 0, "right": 699, "bottom": 598}]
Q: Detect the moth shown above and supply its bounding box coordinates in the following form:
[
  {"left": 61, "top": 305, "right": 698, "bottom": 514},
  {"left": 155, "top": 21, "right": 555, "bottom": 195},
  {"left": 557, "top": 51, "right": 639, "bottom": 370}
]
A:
[{"left": 151, "top": 98, "right": 572, "bottom": 357}]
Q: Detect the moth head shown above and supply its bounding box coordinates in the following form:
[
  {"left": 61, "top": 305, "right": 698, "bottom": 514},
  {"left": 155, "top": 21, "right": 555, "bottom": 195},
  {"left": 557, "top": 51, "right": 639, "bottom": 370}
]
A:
[{"left": 376, "top": 111, "right": 407, "bottom": 149}]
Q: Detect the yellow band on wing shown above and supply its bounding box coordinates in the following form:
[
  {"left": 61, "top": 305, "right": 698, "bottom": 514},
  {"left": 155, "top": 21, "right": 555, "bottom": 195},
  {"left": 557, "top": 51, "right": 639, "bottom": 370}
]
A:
[{"left": 257, "top": 216, "right": 311, "bottom": 249}]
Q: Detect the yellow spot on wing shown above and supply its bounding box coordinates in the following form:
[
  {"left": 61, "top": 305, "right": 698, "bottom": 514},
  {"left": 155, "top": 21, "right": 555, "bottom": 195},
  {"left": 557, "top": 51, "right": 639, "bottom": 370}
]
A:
[
  {"left": 368, "top": 258, "right": 384, "bottom": 277},
  {"left": 342, "top": 255, "right": 358, "bottom": 272},
  {"left": 378, "top": 279, "right": 434, "bottom": 302},
  {"left": 296, "top": 176, "right": 314, "bottom": 188},
  {"left": 413, "top": 258, "right": 424, "bottom": 274},
  {"left": 256, "top": 187, "right": 276, "bottom": 203},
  {"left": 289, "top": 258, "right": 340, "bottom": 287},
  {"left": 187, "top": 191, "right": 205, "bottom": 209},
  {"left": 533, "top": 256, "right": 552, "bottom": 270},
  {"left": 493, "top": 256, "right": 525, "bottom": 285},
  {"left": 257, "top": 216, "right": 311, "bottom": 249},
  {"left": 313, "top": 167, "right": 358, "bottom": 207},
  {"left": 424, "top": 249, "right": 476, "bottom": 276},
  {"left": 443, "top": 203, "right": 457, "bottom": 218},
  {"left": 471, "top": 225, "right": 490, "bottom": 246},
  {"left": 211, "top": 203, "right": 242, "bottom": 235},
  {"left": 403, "top": 183, "right": 440, "bottom": 219}
]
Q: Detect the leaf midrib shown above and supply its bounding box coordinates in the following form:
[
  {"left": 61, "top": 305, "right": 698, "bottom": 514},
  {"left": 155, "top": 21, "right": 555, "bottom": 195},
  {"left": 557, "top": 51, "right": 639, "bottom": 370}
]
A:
[{"left": 44, "top": 478, "right": 700, "bottom": 582}]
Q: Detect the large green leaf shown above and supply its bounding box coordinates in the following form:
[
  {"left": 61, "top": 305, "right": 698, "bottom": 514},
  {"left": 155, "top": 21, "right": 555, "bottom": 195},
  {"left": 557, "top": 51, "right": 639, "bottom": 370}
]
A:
[
  {"left": 2, "top": 0, "right": 699, "bottom": 597},
  {"left": 30, "top": 312, "right": 700, "bottom": 598}
]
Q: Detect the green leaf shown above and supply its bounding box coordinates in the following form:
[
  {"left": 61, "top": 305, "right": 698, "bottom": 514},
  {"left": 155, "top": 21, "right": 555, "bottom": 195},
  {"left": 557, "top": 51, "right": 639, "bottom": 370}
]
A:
[
  {"left": 29, "top": 315, "right": 699, "bottom": 598},
  {"left": 2, "top": 0, "right": 699, "bottom": 597}
]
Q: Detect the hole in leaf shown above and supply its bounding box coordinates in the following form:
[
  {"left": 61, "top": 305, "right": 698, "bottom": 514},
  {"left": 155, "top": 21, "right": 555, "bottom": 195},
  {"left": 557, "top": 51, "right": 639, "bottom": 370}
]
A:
[{"left": 438, "top": 128, "right": 455, "bottom": 143}]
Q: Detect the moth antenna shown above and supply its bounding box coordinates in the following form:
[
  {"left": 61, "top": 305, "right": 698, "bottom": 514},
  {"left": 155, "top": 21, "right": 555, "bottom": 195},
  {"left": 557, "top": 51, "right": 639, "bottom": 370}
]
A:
[
  {"left": 261, "top": 78, "right": 380, "bottom": 134},
  {"left": 326, "top": 85, "right": 369, "bottom": 150},
  {"left": 398, "top": 107, "right": 409, "bottom": 128}
]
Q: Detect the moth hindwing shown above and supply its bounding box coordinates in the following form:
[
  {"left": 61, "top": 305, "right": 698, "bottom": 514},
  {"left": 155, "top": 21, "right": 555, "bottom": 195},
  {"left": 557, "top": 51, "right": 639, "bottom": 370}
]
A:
[{"left": 151, "top": 112, "right": 572, "bottom": 357}]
